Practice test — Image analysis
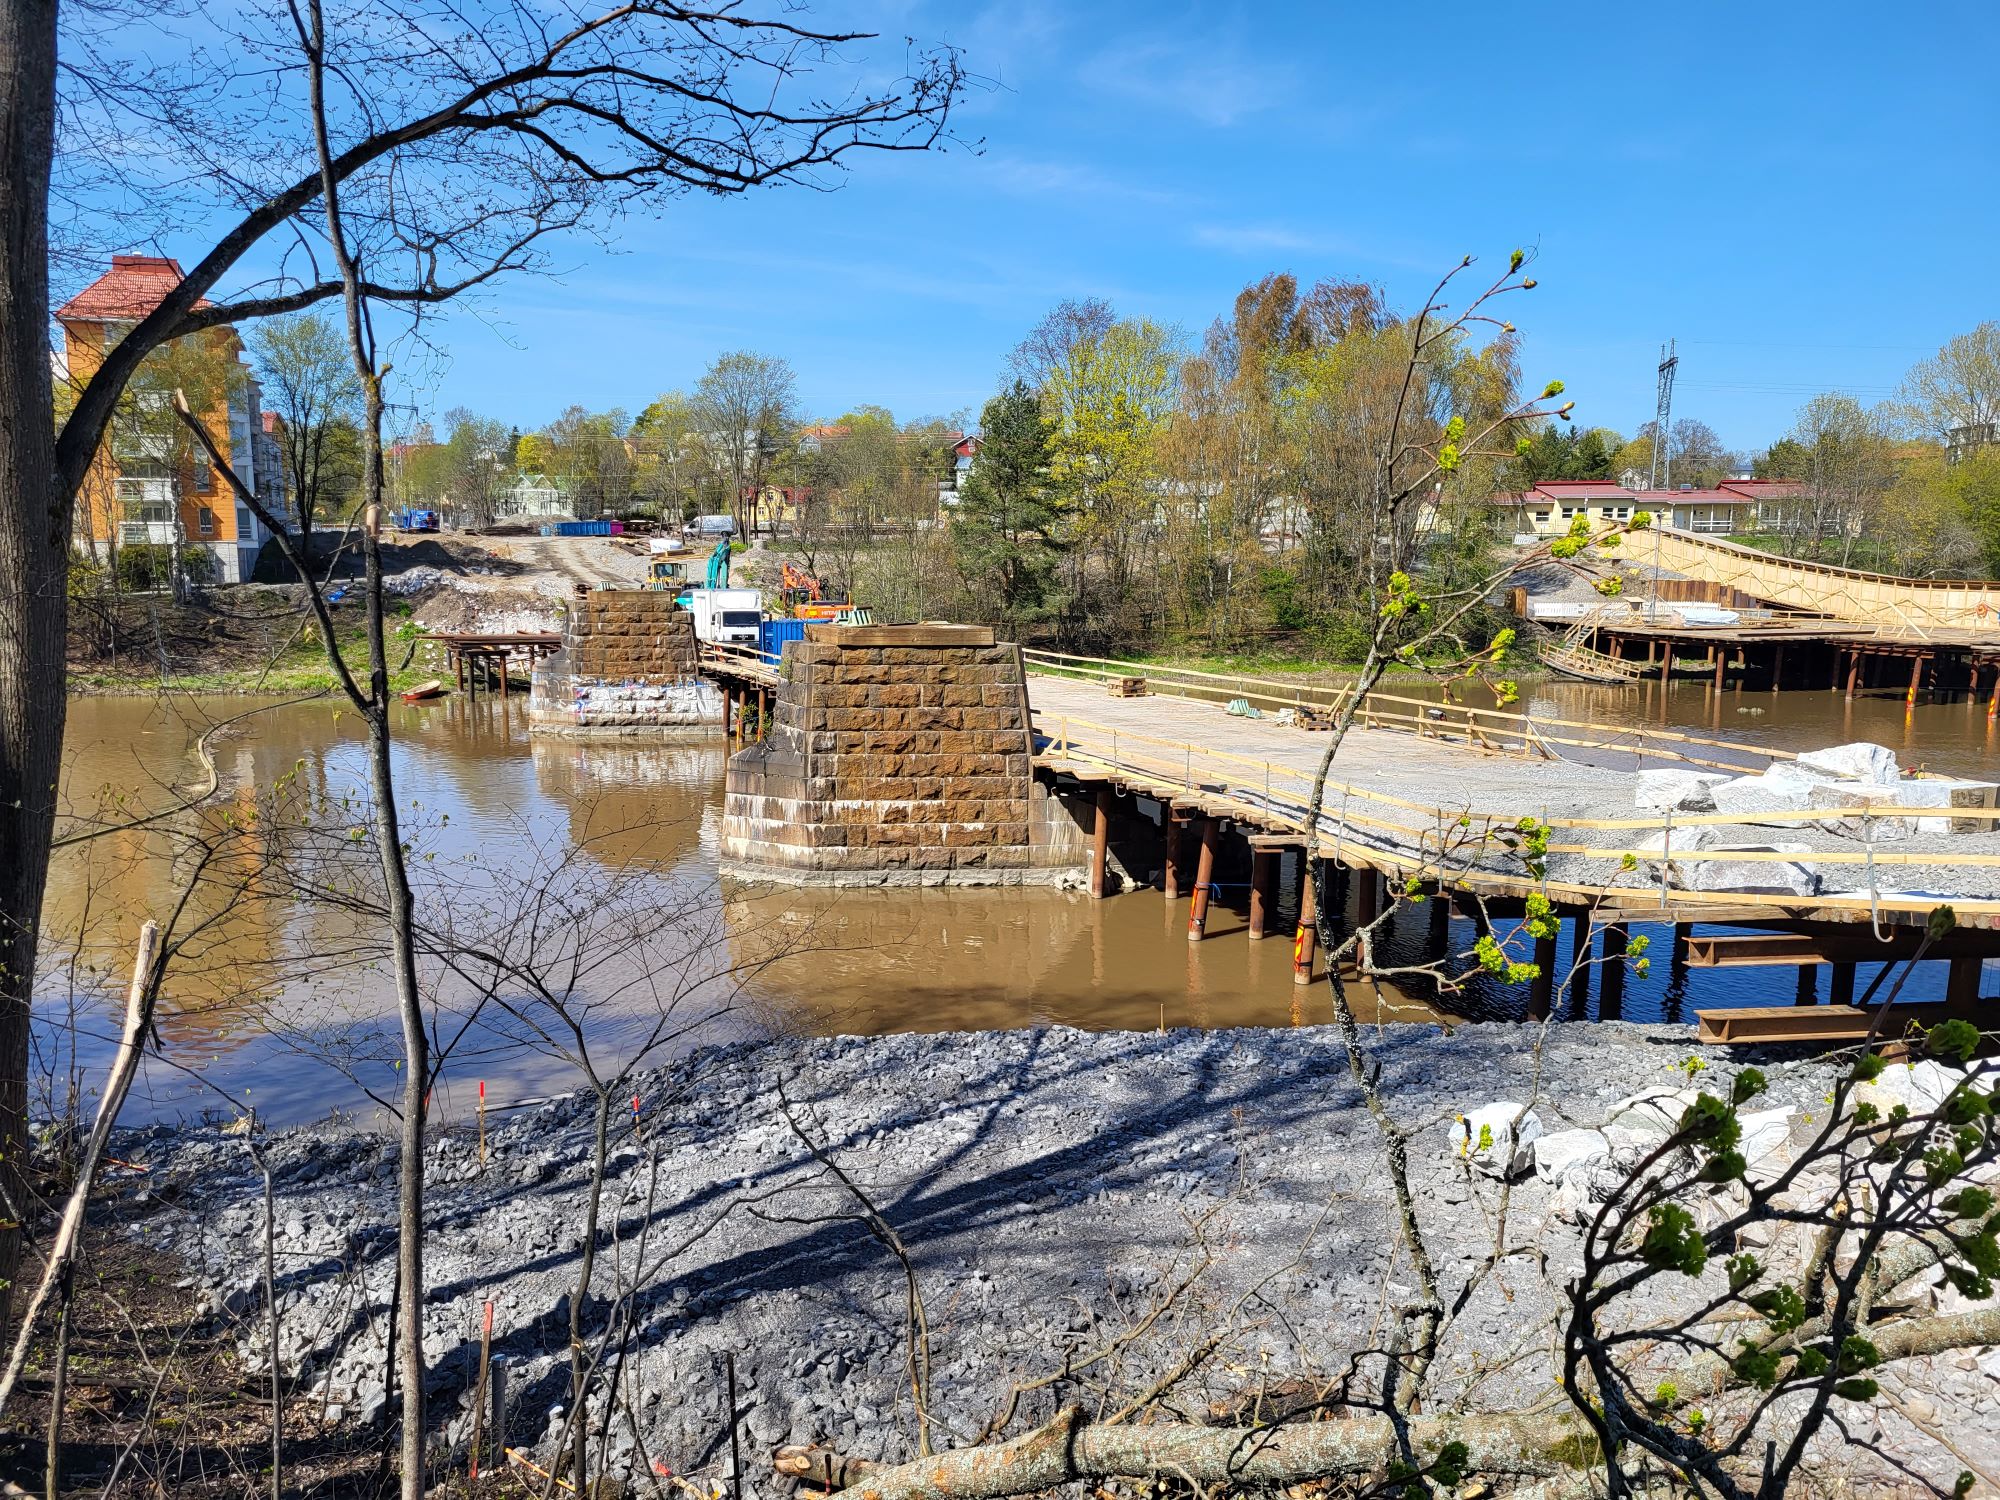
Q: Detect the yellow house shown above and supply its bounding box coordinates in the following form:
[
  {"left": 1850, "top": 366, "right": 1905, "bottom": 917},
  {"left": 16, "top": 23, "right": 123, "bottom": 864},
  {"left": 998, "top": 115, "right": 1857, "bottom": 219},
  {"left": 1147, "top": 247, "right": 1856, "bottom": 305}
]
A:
[
  {"left": 58, "top": 255, "right": 282, "bottom": 583},
  {"left": 1491, "top": 478, "right": 1805, "bottom": 540}
]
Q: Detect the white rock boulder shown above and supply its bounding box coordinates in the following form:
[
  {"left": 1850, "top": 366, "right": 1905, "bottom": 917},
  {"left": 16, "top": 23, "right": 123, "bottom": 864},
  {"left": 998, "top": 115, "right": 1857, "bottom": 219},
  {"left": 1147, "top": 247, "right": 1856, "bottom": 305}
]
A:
[
  {"left": 1553, "top": 1144, "right": 1652, "bottom": 1226},
  {"left": 1795, "top": 741, "right": 1901, "bottom": 786},
  {"left": 1603, "top": 1086, "right": 1700, "bottom": 1142},
  {"left": 1854, "top": 1059, "right": 1971, "bottom": 1118},
  {"left": 1738, "top": 1105, "right": 1799, "bottom": 1186},
  {"left": 1806, "top": 782, "right": 1913, "bottom": 840},
  {"left": 1633, "top": 826, "right": 1715, "bottom": 888},
  {"left": 1635, "top": 769, "right": 1732, "bottom": 813},
  {"left": 1893, "top": 777, "right": 2000, "bottom": 835},
  {"left": 1532, "top": 1127, "right": 1611, "bottom": 1184},
  {"left": 1448, "top": 1102, "right": 1543, "bottom": 1180},
  {"left": 1683, "top": 843, "right": 1820, "bottom": 897},
  {"left": 1710, "top": 770, "right": 1817, "bottom": 825}
]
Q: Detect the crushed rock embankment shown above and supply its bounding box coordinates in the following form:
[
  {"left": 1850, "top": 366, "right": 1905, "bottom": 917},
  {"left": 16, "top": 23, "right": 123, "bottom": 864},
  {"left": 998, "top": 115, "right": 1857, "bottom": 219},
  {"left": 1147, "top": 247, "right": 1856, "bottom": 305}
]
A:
[{"left": 117, "top": 1023, "right": 1983, "bottom": 1492}]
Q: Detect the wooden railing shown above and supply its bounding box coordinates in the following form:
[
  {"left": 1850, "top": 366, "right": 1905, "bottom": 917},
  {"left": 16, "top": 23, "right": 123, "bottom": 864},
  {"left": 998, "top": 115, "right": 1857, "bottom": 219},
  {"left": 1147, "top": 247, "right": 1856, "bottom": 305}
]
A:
[
  {"left": 1642, "top": 526, "right": 2000, "bottom": 633},
  {"left": 697, "top": 640, "right": 785, "bottom": 681},
  {"left": 1021, "top": 647, "right": 1789, "bottom": 774}
]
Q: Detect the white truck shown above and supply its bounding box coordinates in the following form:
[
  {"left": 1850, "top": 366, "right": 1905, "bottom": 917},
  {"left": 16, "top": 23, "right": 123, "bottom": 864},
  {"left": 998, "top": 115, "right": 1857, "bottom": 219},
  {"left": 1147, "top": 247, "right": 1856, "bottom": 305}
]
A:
[{"left": 684, "top": 587, "right": 762, "bottom": 648}]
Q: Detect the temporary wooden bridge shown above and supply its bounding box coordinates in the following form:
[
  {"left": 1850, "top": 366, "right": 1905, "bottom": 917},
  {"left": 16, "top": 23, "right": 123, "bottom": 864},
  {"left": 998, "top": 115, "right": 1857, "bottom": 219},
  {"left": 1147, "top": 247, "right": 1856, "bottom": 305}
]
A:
[
  {"left": 1566, "top": 527, "right": 2000, "bottom": 704},
  {"left": 426, "top": 631, "right": 563, "bottom": 699},
  {"left": 1641, "top": 526, "right": 2000, "bottom": 637},
  {"left": 698, "top": 633, "right": 2000, "bottom": 1040},
  {"left": 1014, "top": 649, "right": 2000, "bottom": 1041}
]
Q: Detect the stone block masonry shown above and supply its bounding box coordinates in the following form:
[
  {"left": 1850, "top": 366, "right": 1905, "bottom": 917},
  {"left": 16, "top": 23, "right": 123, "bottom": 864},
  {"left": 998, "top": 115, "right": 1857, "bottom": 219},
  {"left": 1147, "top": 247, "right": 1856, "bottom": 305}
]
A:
[
  {"left": 720, "top": 623, "right": 1087, "bottom": 885},
  {"left": 529, "top": 589, "right": 721, "bottom": 735}
]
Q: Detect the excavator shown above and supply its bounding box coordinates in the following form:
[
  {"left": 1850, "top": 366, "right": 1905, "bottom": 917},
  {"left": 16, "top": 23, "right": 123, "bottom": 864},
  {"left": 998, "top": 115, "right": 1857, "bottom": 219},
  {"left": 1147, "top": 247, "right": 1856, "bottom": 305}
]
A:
[
  {"left": 649, "top": 539, "right": 733, "bottom": 602},
  {"left": 776, "top": 561, "right": 867, "bottom": 622}
]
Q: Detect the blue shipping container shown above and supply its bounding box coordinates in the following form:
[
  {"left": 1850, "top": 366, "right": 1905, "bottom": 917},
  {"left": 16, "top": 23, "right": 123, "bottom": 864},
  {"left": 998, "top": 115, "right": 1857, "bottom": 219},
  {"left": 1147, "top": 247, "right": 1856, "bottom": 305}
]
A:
[{"left": 760, "top": 617, "right": 807, "bottom": 664}]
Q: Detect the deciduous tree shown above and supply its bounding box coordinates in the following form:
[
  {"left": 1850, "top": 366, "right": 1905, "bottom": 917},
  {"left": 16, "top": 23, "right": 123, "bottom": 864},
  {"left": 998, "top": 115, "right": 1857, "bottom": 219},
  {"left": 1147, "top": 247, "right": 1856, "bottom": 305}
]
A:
[
  {"left": 692, "top": 351, "right": 797, "bottom": 534},
  {"left": 249, "top": 311, "right": 362, "bottom": 546},
  {"left": 1899, "top": 321, "right": 2000, "bottom": 441},
  {"left": 0, "top": 0, "right": 964, "bottom": 1428}
]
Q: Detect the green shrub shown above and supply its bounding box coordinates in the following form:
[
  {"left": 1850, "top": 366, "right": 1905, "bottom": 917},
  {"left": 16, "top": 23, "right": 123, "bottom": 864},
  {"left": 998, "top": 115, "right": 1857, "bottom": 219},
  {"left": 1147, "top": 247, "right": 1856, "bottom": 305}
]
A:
[
  {"left": 114, "top": 543, "right": 174, "bottom": 592},
  {"left": 114, "top": 542, "right": 218, "bottom": 592}
]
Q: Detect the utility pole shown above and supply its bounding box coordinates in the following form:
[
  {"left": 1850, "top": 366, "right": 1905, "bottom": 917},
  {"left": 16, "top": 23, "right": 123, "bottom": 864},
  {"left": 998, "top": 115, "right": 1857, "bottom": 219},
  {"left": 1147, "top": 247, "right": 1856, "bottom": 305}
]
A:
[{"left": 1648, "top": 339, "right": 1679, "bottom": 491}]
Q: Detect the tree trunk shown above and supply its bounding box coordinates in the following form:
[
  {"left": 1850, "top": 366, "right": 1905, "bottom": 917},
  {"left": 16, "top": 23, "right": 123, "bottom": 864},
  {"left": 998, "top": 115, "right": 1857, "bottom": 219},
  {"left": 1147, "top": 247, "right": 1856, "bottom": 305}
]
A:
[
  {"left": 570, "top": 1088, "right": 612, "bottom": 1485},
  {"left": 0, "top": 0, "right": 61, "bottom": 1342}
]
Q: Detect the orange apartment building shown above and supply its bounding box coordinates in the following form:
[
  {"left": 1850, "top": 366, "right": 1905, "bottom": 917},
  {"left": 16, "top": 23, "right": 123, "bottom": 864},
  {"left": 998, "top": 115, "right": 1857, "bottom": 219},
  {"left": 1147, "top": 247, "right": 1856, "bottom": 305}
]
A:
[{"left": 57, "top": 255, "right": 284, "bottom": 584}]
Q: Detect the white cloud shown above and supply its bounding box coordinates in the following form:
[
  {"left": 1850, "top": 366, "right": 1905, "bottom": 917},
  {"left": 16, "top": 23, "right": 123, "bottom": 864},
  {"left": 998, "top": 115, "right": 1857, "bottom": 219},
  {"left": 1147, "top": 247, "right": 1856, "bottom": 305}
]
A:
[
  {"left": 1188, "top": 221, "right": 1437, "bottom": 272},
  {"left": 1190, "top": 223, "right": 1320, "bottom": 254},
  {"left": 1087, "top": 33, "right": 1294, "bottom": 129},
  {"left": 981, "top": 154, "right": 1185, "bottom": 205}
]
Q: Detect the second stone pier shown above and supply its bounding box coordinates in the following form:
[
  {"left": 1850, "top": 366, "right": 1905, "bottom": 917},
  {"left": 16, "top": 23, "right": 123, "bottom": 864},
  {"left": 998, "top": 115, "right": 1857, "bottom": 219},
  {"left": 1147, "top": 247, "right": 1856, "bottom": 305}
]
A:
[{"left": 719, "top": 623, "right": 1087, "bottom": 885}]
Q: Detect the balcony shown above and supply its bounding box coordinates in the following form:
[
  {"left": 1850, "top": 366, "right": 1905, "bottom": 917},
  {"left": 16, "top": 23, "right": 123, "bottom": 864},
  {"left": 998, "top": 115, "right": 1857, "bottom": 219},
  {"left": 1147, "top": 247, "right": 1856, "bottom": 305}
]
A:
[
  {"left": 118, "top": 521, "right": 180, "bottom": 546},
  {"left": 115, "top": 476, "right": 175, "bottom": 509}
]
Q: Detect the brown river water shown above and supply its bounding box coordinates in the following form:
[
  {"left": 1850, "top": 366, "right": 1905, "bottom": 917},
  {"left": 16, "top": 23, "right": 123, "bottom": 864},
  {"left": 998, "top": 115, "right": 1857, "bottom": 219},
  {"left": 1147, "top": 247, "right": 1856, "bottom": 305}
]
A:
[{"left": 43, "top": 676, "right": 2000, "bottom": 1125}]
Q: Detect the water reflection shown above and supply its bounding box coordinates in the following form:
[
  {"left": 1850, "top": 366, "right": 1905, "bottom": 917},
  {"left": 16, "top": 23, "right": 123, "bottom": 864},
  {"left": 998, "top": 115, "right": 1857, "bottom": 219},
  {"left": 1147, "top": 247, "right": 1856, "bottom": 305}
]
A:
[{"left": 43, "top": 678, "right": 1997, "bottom": 1124}]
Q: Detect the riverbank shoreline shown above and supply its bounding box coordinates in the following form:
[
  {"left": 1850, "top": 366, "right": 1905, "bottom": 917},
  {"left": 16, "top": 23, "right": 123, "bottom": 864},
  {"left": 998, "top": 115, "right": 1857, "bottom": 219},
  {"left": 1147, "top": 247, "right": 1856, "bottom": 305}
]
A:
[{"left": 104, "top": 1019, "right": 1986, "bottom": 1495}]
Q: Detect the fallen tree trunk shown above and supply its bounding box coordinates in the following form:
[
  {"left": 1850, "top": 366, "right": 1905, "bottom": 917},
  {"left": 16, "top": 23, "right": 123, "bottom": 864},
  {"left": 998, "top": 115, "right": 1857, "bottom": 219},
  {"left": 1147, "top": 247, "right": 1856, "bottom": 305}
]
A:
[{"left": 776, "top": 1404, "right": 1587, "bottom": 1500}]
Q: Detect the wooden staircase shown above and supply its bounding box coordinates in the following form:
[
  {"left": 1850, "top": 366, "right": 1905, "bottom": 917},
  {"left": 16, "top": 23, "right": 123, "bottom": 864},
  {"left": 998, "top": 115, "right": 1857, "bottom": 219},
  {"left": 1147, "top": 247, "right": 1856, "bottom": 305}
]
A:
[{"left": 1542, "top": 609, "right": 1647, "bottom": 684}]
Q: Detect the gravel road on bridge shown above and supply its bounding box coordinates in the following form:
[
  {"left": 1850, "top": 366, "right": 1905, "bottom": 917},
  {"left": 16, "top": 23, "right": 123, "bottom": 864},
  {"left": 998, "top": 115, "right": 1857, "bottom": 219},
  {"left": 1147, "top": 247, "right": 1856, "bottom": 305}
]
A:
[{"left": 1024, "top": 674, "right": 2000, "bottom": 909}]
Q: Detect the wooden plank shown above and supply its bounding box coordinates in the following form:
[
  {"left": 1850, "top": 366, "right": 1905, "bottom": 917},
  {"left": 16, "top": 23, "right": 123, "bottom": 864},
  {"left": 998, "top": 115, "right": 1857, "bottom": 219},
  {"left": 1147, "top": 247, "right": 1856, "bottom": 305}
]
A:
[
  {"left": 806, "top": 623, "right": 994, "bottom": 647},
  {"left": 1690, "top": 928, "right": 2000, "bottom": 966},
  {"left": 1697, "top": 1003, "right": 1954, "bottom": 1045}
]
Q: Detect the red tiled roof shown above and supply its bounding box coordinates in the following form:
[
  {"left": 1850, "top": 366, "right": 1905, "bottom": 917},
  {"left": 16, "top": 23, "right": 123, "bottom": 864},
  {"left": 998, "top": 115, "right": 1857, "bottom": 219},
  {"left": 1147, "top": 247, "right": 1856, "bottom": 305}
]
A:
[
  {"left": 56, "top": 255, "right": 212, "bottom": 323},
  {"left": 1499, "top": 484, "right": 1762, "bottom": 506},
  {"left": 1718, "top": 478, "right": 1803, "bottom": 499}
]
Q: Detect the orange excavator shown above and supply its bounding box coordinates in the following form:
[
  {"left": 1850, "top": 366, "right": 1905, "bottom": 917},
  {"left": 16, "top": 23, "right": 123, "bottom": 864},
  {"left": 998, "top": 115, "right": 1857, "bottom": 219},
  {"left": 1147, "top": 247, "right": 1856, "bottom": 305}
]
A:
[{"left": 779, "top": 562, "right": 864, "bottom": 621}]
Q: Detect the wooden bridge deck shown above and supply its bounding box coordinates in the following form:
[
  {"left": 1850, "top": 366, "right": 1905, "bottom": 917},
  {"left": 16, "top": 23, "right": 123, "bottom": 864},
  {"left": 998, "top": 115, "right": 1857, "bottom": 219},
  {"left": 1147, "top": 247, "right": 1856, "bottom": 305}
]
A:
[
  {"left": 1643, "top": 527, "right": 2000, "bottom": 643},
  {"left": 1022, "top": 672, "right": 2000, "bottom": 930}
]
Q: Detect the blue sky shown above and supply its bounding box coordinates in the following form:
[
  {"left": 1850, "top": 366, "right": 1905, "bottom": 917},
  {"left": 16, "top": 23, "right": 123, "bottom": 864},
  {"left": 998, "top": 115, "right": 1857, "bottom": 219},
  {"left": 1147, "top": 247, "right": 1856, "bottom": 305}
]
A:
[{"left": 396, "top": 0, "right": 1999, "bottom": 453}]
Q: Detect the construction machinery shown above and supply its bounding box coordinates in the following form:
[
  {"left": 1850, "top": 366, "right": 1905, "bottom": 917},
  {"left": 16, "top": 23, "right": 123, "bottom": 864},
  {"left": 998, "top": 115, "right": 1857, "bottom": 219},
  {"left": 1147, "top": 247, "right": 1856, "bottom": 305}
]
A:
[{"left": 774, "top": 560, "right": 867, "bottom": 621}]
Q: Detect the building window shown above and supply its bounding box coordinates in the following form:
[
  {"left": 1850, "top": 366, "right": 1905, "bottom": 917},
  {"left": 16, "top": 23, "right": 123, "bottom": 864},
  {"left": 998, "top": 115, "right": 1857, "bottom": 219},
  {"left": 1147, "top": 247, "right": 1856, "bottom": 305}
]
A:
[
  {"left": 194, "top": 449, "right": 213, "bottom": 491},
  {"left": 1600, "top": 504, "right": 1632, "bottom": 521},
  {"left": 197, "top": 506, "right": 217, "bottom": 536},
  {"left": 1559, "top": 504, "right": 1582, "bottom": 520}
]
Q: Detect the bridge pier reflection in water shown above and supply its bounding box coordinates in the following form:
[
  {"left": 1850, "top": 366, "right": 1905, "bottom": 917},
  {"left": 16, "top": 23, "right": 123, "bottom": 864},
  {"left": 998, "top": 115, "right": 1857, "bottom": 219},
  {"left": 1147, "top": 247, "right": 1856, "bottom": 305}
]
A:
[{"left": 43, "top": 672, "right": 2000, "bottom": 1126}]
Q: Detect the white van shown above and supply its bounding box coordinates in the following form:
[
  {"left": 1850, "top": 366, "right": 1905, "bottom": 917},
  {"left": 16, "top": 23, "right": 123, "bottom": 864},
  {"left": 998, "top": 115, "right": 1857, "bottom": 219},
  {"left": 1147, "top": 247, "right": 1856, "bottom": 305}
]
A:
[
  {"left": 685, "top": 587, "right": 762, "bottom": 647},
  {"left": 687, "top": 513, "right": 737, "bottom": 541}
]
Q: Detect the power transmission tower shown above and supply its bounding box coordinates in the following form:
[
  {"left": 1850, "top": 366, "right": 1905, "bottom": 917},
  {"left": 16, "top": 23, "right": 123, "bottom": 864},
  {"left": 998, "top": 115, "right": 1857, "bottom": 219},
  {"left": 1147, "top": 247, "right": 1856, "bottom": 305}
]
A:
[{"left": 1648, "top": 339, "right": 1678, "bottom": 490}]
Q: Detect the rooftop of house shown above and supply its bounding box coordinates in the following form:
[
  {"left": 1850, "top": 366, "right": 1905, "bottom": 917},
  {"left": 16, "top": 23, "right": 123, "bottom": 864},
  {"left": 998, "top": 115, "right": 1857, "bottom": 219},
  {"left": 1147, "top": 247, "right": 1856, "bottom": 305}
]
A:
[
  {"left": 1499, "top": 477, "right": 1805, "bottom": 506},
  {"left": 57, "top": 254, "right": 213, "bottom": 324}
]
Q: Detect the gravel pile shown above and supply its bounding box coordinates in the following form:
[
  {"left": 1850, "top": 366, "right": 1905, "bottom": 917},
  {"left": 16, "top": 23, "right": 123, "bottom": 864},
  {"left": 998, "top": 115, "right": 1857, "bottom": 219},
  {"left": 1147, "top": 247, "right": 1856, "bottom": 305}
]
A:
[{"left": 115, "top": 1024, "right": 1986, "bottom": 1493}]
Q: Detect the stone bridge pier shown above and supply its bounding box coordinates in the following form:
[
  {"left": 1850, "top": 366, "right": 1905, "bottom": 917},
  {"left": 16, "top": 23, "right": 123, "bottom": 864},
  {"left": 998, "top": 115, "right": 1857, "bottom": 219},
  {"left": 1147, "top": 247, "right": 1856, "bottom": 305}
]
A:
[
  {"left": 719, "top": 624, "right": 1089, "bottom": 885},
  {"left": 528, "top": 588, "right": 720, "bottom": 735}
]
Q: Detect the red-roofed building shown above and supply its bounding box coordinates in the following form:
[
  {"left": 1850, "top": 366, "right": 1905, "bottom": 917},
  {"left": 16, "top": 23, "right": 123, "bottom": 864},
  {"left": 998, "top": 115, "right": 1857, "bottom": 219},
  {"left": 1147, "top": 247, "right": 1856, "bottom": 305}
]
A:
[
  {"left": 1492, "top": 478, "right": 1807, "bottom": 539},
  {"left": 58, "top": 255, "right": 280, "bottom": 583}
]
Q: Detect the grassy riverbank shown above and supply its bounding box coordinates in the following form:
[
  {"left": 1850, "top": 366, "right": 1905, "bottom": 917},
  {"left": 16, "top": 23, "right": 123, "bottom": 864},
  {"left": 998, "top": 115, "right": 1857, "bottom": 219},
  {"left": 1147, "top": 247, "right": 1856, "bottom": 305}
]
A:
[
  {"left": 68, "top": 590, "right": 447, "bottom": 697},
  {"left": 1115, "top": 645, "right": 1550, "bottom": 688}
]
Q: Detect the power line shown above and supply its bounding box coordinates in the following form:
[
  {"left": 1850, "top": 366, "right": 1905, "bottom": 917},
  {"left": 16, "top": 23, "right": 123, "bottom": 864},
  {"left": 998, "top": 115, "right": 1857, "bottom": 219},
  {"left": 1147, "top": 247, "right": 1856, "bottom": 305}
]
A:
[{"left": 1649, "top": 339, "right": 1677, "bottom": 490}]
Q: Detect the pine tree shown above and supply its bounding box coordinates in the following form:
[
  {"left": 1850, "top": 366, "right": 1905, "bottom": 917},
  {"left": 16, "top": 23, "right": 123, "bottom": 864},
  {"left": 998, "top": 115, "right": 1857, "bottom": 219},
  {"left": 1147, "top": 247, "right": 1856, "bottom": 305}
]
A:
[{"left": 950, "top": 381, "right": 1068, "bottom": 628}]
